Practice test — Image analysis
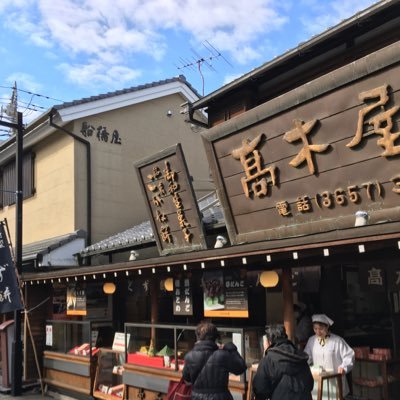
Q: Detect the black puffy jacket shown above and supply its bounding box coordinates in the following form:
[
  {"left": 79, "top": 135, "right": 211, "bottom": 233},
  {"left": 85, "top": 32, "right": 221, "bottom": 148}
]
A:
[
  {"left": 182, "top": 340, "right": 247, "bottom": 400},
  {"left": 252, "top": 339, "right": 313, "bottom": 400}
]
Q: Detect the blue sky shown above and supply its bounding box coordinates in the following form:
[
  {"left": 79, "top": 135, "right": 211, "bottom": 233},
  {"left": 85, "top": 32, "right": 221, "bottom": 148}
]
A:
[{"left": 0, "top": 0, "right": 379, "bottom": 125}]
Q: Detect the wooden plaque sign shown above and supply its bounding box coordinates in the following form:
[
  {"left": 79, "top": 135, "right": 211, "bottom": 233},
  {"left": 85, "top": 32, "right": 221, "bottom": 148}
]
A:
[
  {"left": 203, "top": 56, "right": 400, "bottom": 245},
  {"left": 135, "top": 143, "right": 207, "bottom": 255}
]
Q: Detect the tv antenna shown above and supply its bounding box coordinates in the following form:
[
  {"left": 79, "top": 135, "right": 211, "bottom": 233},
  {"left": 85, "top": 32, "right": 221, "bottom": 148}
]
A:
[{"left": 176, "top": 41, "right": 232, "bottom": 96}]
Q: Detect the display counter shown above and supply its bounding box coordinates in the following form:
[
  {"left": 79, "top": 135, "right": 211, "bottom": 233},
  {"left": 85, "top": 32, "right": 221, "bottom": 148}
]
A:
[
  {"left": 43, "top": 319, "right": 113, "bottom": 397},
  {"left": 122, "top": 323, "right": 263, "bottom": 400}
]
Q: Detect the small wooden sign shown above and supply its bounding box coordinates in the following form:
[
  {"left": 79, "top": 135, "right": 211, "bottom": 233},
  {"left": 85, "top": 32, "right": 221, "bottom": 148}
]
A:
[{"left": 135, "top": 143, "right": 207, "bottom": 255}]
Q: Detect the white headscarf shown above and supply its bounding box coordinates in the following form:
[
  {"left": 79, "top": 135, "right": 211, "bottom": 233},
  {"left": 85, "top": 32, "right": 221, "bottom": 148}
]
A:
[{"left": 312, "top": 314, "right": 334, "bottom": 327}]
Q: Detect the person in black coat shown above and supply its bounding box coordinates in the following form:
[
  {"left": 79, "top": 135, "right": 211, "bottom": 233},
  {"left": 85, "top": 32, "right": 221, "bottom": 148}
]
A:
[
  {"left": 182, "top": 321, "right": 247, "bottom": 400},
  {"left": 252, "top": 324, "right": 314, "bottom": 400}
]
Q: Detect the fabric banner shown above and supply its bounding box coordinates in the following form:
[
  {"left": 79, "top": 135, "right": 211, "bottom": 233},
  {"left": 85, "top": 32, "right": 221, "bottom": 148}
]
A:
[{"left": 0, "top": 222, "right": 23, "bottom": 313}]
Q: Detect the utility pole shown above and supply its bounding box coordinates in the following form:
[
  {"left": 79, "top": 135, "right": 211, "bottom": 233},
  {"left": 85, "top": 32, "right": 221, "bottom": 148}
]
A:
[
  {"left": 0, "top": 111, "right": 24, "bottom": 395},
  {"left": 12, "top": 111, "right": 23, "bottom": 395}
]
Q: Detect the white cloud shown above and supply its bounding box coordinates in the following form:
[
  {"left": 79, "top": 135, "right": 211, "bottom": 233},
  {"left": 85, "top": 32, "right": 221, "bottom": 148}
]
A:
[
  {"left": 5, "top": 73, "right": 43, "bottom": 93},
  {"left": 0, "top": 0, "right": 288, "bottom": 83},
  {"left": 58, "top": 61, "right": 142, "bottom": 89}
]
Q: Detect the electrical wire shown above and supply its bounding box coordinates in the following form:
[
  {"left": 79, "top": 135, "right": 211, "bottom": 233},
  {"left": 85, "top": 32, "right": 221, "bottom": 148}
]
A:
[{"left": 0, "top": 85, "right": 64, "bottom": 103}]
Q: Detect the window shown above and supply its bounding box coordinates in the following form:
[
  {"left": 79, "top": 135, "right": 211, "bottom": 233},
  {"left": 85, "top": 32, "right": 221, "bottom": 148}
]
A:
[{"left": 0, "top": 152, "right": 35, "bottom": 208}]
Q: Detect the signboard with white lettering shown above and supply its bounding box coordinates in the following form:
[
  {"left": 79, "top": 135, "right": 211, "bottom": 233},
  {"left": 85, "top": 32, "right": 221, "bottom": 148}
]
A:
[
  {"left": 112, "top": 332, "right": 130, "bottom": 352},
  {"left": 173, "top": 278, "right": 193, "bottom": 316},
  {"left": 0, "top": 222, "right": 23, "bottom": 313}
]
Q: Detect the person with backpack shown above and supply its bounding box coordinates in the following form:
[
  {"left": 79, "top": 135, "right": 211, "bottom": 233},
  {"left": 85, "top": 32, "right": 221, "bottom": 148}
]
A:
[
  {"left": 252, "top": 324, "right": 314, "bottom": 400},
  {"left": 182, "top": 321, "right": 247, "bottom": 400}
]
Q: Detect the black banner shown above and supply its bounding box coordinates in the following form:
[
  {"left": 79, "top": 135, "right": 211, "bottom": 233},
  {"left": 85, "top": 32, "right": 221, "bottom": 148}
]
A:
[
  {"left": 0, "top": 223, "right": 23, "bottom": 313},
  {"left": 173, "top": 278, "right": 193, "bottom": 316}
]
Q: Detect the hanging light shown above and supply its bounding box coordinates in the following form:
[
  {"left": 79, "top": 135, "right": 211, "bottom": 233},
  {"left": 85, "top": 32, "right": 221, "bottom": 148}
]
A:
[
  {"left": 260, "top": 271, "right": 279, "bottom": 288},
  {"left": 164, "top": 278, "right": 174, "bottom": 292},
  {"left": 103, "top": 282, "right": 116, "bottom": 295}
]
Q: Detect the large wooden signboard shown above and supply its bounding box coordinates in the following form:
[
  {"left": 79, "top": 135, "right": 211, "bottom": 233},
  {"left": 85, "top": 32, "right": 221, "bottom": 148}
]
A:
[
  {"left": 135, "top": 143, "right": 207, "bottom": 255},
  {"left": 203, "top": 49, "right": 400, "bottom": 245}
]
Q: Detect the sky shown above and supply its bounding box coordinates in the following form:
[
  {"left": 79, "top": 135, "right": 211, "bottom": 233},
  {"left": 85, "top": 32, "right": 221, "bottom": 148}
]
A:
[{"left": 0, "top": 0, "right": 380, "bottom": 128}]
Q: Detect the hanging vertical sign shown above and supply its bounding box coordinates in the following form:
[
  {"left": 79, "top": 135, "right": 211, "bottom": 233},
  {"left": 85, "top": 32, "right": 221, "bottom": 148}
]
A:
[
  {"left": 173, "top": 278, "right": 193, "bottom": 316},
  {"left": 0, "top": 222, "right": 23, "bottom": 314},
  {"left": 66, "top": 284, "right": 87, "bottom": 315},
  {"left": 135, "top": 143, "right": 207, "bottom": 256}
]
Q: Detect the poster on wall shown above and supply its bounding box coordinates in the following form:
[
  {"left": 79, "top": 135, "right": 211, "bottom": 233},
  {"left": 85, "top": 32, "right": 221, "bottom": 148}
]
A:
[
  {"left": 203, "top": 270, "right": 249, "bottom": 318},
  {"left": 173, "top": 278, "right": 193, "bottom": 316},
  {"left": 66, "top": 284, "right": 87, "bottom": 315}
]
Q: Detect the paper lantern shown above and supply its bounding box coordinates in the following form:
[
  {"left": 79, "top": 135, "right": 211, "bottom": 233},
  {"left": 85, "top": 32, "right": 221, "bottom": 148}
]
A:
[
  {"left": 103, "top": 282, "right": 116, "bottom": 295},
  {"left": 260, "top": 271, "right": 279, "bottom": 288},
  {"left": 164, "top": 278, "right": 174, "bottom": 292}
]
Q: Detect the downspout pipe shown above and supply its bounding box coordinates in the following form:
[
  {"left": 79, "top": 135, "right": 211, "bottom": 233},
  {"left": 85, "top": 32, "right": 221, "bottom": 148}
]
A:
[{"left": 49, "top": 111, "right": 92, "bottom": 251}]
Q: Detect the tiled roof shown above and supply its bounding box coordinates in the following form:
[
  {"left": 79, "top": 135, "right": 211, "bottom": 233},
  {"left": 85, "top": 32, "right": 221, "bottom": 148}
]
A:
[
  {"left": 23, "top": 230, "right": 86, "bottom": 261},
  {"left": 80, "top": 192, "right": 224, "bottom": 258},
  {"left": 54, "top": 75, "right": 201, "bottom": 110}
]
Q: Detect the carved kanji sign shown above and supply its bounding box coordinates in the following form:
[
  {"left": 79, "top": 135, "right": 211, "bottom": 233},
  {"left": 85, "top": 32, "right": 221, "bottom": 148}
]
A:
[{"left": 135, "top": 144, "right": 207, "bottom": 255}]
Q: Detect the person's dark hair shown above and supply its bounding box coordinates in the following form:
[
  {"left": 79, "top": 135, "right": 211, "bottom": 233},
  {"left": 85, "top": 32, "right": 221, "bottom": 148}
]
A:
[
  {"left": 265, "top": 324, "right": 287, "bottom": 345},
  {"left": 195, "top": 321, "right": 219, "bottom": 341}
]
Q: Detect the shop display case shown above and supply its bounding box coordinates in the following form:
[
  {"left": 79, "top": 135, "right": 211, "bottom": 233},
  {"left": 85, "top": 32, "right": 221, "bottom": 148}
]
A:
[
  {"left": 43, "top": 319, "right": 113, "bottom": 396},
  {"left": 352, "top": 350, "right": 400, "bottom": 400},
  {"left": 122, "top": 323, "right": 264, "bottom": 400},
  {"left": 93, "top": 348, "right": 125, "bottom": 400}
]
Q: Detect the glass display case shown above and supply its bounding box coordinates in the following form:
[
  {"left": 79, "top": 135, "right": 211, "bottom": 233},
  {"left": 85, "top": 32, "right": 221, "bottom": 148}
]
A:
[
  {"left": 93, "top": 348, "right": 125, "bottom": 400},
  {"left": 122, "top": 323, "right": 264, "bottom": 400},
  {"left": 43, "top": 319, "right": 113, "bottom": 396}
]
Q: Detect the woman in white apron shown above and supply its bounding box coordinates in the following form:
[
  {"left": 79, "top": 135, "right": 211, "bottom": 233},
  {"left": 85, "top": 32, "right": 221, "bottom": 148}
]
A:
[{"left": 304, "top": 314, "right": 354, "bottom": 400}]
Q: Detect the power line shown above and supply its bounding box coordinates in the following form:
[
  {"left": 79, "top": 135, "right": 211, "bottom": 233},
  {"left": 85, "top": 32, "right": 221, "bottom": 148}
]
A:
[{"left": 0, "top": 85, "right": 64, "bottom": 103}]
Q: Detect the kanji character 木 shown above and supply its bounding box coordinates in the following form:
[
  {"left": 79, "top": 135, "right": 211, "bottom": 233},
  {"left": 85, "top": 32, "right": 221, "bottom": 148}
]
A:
[
  {"left": 231, "top": 133, "right": 277, "bottom": 198},
  {"left": 284, "top": 119, "right": 330, "bottom": 175},
  {"left": 347, "top": 85, "right": 400, "bottom": 156}
]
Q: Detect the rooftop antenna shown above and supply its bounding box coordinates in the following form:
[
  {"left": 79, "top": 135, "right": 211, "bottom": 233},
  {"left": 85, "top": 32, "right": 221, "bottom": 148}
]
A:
[{"left": 177, "top": 41, "right": 232, "bottom": 96}]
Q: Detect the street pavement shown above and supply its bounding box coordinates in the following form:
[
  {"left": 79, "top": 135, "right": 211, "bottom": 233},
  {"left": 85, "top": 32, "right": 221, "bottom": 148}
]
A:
[{"left": 1, "top": 388, "right": 54, "bottom": 400}]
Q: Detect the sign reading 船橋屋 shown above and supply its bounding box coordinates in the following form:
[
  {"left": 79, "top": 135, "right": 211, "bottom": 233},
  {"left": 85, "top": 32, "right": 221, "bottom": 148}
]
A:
[
  {"left": 0, "top": 222, "right": 23, "bottom": 313},
  {"left": 135, "top": 143, "right": 207, "bottom": 255},
  {"left": 203, "top": 59, "right": 400, "bottom": 245}
]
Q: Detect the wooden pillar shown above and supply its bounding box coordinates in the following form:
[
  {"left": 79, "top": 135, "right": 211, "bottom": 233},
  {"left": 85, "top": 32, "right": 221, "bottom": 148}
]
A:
[
  {"left": 282, "top": 267, "right": 295, "bottom": 341},
  {"left": 150, "top": 278, "right": 159, "bottom": 349}
]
